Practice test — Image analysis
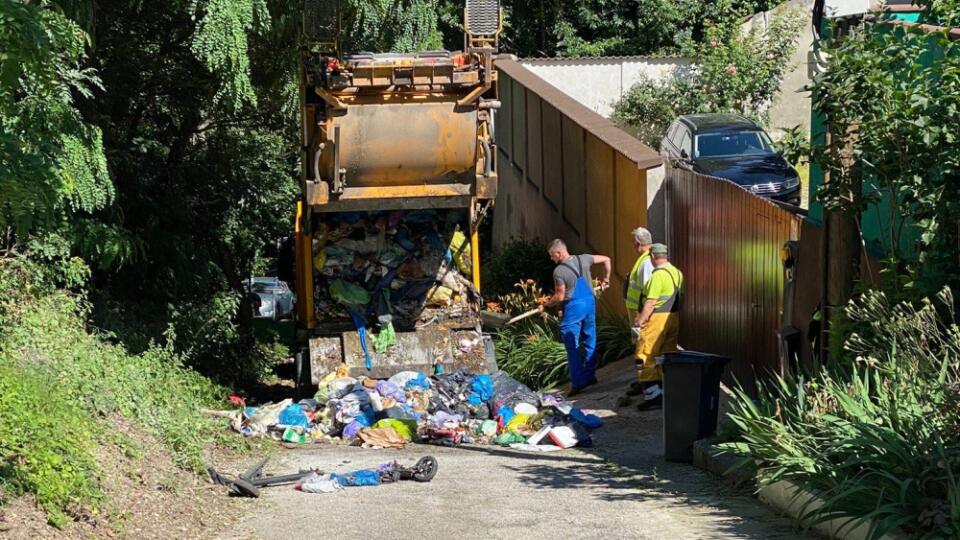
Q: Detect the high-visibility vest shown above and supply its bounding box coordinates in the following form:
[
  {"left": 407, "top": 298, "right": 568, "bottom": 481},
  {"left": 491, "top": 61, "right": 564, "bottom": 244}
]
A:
[
  {"left": 649, "top": 264, "right": 684, "bottom": 314},
  {"left": 624, "top": 251, "right": 650, "bottom": 312}
]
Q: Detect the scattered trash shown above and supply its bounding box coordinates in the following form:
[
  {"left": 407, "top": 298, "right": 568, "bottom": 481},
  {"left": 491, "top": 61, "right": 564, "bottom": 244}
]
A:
[
  {"left": 295, "top": 457, "right": 438, "bottom": 494},
  {"left": 225, "top": 369, "right": 604, "bottom": 453}
]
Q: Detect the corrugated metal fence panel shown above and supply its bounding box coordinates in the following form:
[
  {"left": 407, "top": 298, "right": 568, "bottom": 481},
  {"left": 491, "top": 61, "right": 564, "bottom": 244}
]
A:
[
  {"left": 493, "top": 62, "right": 663, "bottom": 316},
  {"left": 668, "top": 167, "right": 798, "bottom": 391}
]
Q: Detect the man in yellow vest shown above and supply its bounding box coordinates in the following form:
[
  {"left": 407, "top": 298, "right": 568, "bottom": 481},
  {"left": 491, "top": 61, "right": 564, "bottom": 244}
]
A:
[
  {"left": 620, "top": 227, "right": 654, "bottom": 403},
  {"left": 633, "top": 243, "right": 683, "bottom": 410}
]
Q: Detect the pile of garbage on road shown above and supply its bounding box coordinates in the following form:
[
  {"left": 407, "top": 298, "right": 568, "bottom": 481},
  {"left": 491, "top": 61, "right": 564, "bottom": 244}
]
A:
[
  {"left": 227, "top": 368, "right": 603, "bottom": 452},
  {"left": 311, "top": 209, "right": 478, "bottom": 328}
]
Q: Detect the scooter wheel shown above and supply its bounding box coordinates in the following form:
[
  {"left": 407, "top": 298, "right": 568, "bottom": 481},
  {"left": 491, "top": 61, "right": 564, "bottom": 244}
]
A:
[{"left": 412, "top": 456, "right": 438, "bottom": 482}]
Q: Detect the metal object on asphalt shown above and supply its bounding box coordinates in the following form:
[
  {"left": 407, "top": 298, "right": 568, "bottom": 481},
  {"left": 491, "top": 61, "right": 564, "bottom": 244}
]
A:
[
  {"left": 382, "top": 456, "right": 439, "bottom": 483},
  {"left": 208, "top": 458, "right": 320, "bottom": 498}
]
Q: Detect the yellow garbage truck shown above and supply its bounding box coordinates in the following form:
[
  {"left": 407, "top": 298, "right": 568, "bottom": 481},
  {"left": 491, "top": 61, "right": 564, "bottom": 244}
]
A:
[{"left": 292, "top": 0, "right": 502, "bottom": 394}]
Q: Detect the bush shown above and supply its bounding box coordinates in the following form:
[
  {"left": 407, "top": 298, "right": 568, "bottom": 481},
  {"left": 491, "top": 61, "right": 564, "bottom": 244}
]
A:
[
  {"left": 612, "top": 6, "right": 803, "bottom": 147},
  {"left": 481, "top": 239, "right": 554, "bottom": 299},
  {"left": 722, "top": 288, "right": 960, "bottom": 539}
]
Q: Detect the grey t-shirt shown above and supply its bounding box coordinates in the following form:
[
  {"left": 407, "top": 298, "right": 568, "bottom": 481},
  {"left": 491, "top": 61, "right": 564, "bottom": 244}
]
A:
[{"left": 553, "top": 254, "right": 594, "bottom": 299}]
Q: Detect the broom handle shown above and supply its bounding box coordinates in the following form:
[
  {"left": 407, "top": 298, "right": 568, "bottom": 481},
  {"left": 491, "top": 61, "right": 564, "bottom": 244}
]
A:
[
  {"left": 508, "top": 286, "right": 605, "bottom": 325},
  {"left": 506, "top": 308, "right": 541, "bottom": 325}
]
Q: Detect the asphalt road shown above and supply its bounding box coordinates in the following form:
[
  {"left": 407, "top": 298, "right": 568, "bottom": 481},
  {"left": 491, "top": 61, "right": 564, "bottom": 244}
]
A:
[{"left": 218, "top": 359, "right": 815, "bottom": 540}]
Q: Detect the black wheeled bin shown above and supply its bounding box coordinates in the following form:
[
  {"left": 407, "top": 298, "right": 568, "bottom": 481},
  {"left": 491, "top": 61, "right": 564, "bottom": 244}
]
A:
[{"left": 655, "top": 351, "right": 731, "bottom": 462}]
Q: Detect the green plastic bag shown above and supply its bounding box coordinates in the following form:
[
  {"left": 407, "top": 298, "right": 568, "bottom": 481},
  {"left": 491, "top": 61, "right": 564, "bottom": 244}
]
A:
[
  {"left": 330, "top": 279, "right": 370, "bottom": 306},
  {"left": 282, "top": 427, "right": 308, "bottom": 444},
  {"left": 373, "top": 321, "right": 397, "bottom": 353},
  {"left": 494, "top": 432, "right": 525, "bottom": 446},
  {"left": 373, "top": 418, "right": 417, "bottom": 441}
]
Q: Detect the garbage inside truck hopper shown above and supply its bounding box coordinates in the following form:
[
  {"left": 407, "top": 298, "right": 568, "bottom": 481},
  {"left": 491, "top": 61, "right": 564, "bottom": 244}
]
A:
[{"left": 303, "top": 207, "right": 490, "bottom": 382}]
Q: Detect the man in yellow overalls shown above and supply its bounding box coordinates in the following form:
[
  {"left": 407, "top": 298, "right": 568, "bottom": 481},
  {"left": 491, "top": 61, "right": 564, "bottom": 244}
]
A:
[
  {"left": 633, "top": 243, "right": 682, "bottom": 410},
  {"left": 620, "top": 227, "right": 653, "bottom": 404}
]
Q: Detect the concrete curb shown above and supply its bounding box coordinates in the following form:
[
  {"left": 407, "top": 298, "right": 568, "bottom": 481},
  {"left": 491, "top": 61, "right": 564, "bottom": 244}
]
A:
[{"left": 692, "top": 440, "right": 909, "bottom": 540}]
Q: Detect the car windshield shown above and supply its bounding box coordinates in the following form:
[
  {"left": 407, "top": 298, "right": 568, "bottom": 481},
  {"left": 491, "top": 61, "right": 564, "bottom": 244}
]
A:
[{"left": 695, "top": 131, "right": 775, "bottom": 158}]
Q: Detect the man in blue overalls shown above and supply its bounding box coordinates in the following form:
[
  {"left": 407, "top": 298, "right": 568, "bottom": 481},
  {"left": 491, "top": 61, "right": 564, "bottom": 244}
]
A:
[{"left": 539, "top": 239, "right": 612, "bottom": 395}]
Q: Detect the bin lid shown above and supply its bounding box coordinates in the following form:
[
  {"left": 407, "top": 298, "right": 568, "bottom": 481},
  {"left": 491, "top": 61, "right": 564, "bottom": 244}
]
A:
[{"left": 655, "top": 351, "right": 731, "bottom": 366}]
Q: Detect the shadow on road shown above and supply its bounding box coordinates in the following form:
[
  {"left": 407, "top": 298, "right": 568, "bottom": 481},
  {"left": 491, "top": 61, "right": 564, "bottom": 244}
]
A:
[{"left": 495, "top": 357, "right": 812, "bottom": 539}]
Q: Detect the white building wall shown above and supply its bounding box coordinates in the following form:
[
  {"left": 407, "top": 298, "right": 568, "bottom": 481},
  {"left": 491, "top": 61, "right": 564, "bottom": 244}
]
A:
[{"left": 519, "top": 57, "right": 691, "bottom": 118}]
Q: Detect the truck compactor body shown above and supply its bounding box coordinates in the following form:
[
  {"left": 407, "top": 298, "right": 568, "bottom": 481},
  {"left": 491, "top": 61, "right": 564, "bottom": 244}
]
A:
[{"left": 292, "top": 0, "right": 502, "bottom": 394}]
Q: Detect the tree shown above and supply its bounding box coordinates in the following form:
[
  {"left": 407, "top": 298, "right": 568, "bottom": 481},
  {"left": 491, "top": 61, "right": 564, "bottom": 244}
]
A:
[
  {"left": 611, "top": 5, "right": 803, "bottom": 146},
  {"left": 497, "top": 0, "right": 785, "bottom": 58},
  {"left": 810, "top": 7, "right": 960, "bottom": 294},
  {"left": 0, "top": 0, "right": 112, "bottom": 261}
]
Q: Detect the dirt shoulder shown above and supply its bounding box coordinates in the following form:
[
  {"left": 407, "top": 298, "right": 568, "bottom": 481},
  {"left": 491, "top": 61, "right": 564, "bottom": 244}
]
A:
[{"left": 1, "top": 417, "right": 244, "bottom": 540}]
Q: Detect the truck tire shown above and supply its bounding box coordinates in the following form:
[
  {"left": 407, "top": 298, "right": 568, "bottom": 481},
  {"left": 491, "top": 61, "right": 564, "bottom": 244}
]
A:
[{"left": 294, "top": 348, "right": 312, "bottom": 399}]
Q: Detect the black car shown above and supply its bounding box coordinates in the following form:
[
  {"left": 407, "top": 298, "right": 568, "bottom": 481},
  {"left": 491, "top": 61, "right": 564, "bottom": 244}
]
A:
[{"left": 659, "top": 114, "right": 801, "bottom": 205}]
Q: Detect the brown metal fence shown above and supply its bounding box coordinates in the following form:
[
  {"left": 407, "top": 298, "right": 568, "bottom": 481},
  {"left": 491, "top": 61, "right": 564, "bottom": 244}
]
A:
[{"left": 667, "top": 167, "right": 803, "bottom": 392}]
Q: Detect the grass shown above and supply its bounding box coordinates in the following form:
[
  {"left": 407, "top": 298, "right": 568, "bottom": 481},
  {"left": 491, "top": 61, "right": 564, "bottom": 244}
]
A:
[{"left": 0, "top": 259, "right": 236, "bottom": 526}]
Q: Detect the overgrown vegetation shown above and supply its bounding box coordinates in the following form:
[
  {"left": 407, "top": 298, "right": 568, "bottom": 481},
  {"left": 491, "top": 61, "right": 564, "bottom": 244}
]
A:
[
  {"left": 0, "top": 259, "right": 232, "bottom": 526},
  {"left": 723, "top": 289, "right": 960, "bottom": 539},
  {"left": 611, "top": 4, "right": 803, "bottom": 146}
]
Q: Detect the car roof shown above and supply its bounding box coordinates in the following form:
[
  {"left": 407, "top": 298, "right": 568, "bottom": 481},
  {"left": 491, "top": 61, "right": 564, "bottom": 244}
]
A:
[
  {"left": 247, "top": 276, "right": 280, "bottom": 284},
  {"left": 678, "top": 114, "right": 760, "bottom": 134}
]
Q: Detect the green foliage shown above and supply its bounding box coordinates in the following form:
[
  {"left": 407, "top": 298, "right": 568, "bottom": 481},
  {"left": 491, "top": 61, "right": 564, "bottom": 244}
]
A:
[
  {"left": 82, "top": 0, "right": 299, "bottom": 385},
  {"left": 498, "top": 0, "right": 785, "bottom": 58},
  {"left": 0, "top": 362, "right": 101, "bottom": 528},
  {"left": 611, "top": 76, "right": 702, "bottom": 147},
  {"left": 190, "top": 0, "right": 270, "bottom": 109},
  {"left": 772, "top": 125, "right": 809, "bottom": 167},
  {"left": 722, "top": 288, "right": 960, "bottom": 539},
  {"left": 495, "top": 318, "right": 568, "bottom": 390},
  {"left": 343, "top": 0, "right": 444, "bottom": 52},
  {"left": 0, "top": 0, "right": 112, "bottom": 244},
  {"left": 0, "top": 259, "right": 233, "bottom": 525},
  {"left": 481, "top": 238, "right": 555, "bottom": 298},
  {"left": 810, "top": 9, "right": 960, "bottom": 292},
  {"left": 612, "top": 6, "right": 803, "bottom": 146},
  {"left": 595, "top": 308, "right": 634, "bottom": 365}
]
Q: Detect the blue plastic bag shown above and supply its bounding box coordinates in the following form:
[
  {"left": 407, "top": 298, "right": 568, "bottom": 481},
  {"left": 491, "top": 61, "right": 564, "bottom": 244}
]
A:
[
  {"left": 468, "top": 374, "right": 494, "bottom": 405},
  {"left": 331, "top": 469, "right": 381, "bottom": 487},
  {"left": 279, "top": 404, "right": 310, "bottom": 428},
  {"left": 570, "top": 408, "right": 603, "bottom": 430},
  {"left": 404, "top": 372, "right": 431, "bottom": 390},
  {"left": 496, "top": 404, "right": 515, "bottom": 426}
]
